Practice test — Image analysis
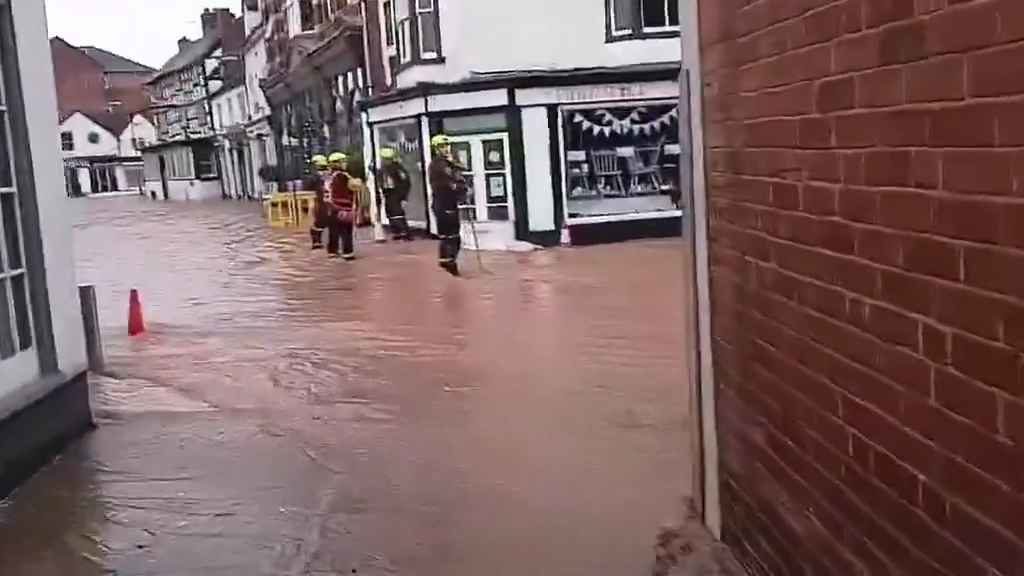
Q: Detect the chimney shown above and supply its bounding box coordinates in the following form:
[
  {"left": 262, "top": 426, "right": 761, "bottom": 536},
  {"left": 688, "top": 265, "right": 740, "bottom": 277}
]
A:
[
  {"left": 201, "top": 8, "right": 236, "bottom": 36},
  {"left": 201, "top": 9, "right": 217, "bottom": 34},
  {"left": 177, "top": 36, "right": 191, "bottom": 52}
]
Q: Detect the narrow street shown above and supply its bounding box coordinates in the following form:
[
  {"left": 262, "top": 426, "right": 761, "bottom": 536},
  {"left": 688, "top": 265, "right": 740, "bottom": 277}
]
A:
[{"left": 0, "top": 197, "right": 692, "bottom": 575}]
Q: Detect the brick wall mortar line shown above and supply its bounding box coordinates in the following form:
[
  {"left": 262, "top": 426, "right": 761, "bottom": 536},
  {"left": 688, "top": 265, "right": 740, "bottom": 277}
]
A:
[
  {"left": 712, "top": 281, "right": 1022, "bottom": 500},
  {"left": 713, "top": 213, "right": 1024, "bottom": 312},
  {"left": 723, "top": 393, "right": 966, "bottom": 576}
]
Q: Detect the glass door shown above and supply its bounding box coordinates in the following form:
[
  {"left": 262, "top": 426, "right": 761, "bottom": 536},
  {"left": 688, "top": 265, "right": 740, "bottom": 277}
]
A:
[{"left": 450, "top": 133, "right": 513, "bottom": 223}]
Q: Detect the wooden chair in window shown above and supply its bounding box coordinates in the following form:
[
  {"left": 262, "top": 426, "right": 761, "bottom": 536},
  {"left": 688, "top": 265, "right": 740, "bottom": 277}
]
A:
[
  {"left": 566, "top": 150, "right": 596, "bottom": 198},
  {"left": 626, "top": 144, "right": 664, "bottom": 194},
  {"left": 590, "top": 149, "right": 625, "bottom": 197}
]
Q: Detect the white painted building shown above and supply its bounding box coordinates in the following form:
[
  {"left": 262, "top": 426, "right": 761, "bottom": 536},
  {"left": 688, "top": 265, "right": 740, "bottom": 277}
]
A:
[
  {"left": 365, "top": 0, "right": 683, "bottom": 248},
  {"left": 241, "top": 0, "right": 276, "bottom": 199},
  {"left": 0, "top": 0, "right": 91, "bottom": 495},
  {"left": 59, "top": 110, "right": 155, "bottom": 196},
  {"left": 212, "top": 82, "right": 255, "bottom": 199}
]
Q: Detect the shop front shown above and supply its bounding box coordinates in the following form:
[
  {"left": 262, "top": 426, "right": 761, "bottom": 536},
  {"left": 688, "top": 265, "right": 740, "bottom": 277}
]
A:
[
  {"left": 365, "top": 94, "right": 527, "bottom": 250},
  {"left": 372, "top": 118, "right": 428, "bottom": 230},
  {"left": 362, "top": 63, "right": 683, "bottom": 249},
  {"left": 560, "top": 102, "right": 681, "bottom": 220}
]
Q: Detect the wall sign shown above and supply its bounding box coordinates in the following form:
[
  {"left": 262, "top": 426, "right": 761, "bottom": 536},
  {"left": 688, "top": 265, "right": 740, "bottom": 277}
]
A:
[
  {"left": 516, "top": 81, "right": 679, "bottom": 107},
  {"left": 556, "top": 84, "right": 646, "bottom": 103}
]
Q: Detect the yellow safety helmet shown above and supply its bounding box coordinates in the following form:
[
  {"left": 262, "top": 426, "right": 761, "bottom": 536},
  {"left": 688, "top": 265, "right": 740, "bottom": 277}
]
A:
[
  {"left": 311, "top": 154, "right": 328, "bottom": 169},
  {"left": 327, "top": 152, "right": 348, "bottom": 167},
  {"left": 379, "top": 147, "right": 397, "bottom": 160},
  {"left": 430, "top": 134, "right": 451, "bottom": 149}
]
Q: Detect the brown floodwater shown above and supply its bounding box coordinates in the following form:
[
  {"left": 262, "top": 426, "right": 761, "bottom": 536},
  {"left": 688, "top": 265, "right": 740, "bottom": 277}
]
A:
[{"left": 0, "top": 196, "right": 692, "bottom": 575}]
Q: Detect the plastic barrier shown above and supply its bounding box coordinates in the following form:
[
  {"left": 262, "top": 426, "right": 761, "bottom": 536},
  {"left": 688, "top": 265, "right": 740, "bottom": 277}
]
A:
[
  {"left": 262, "top": 191, "right": 318, "bottom": 228},
  {"left": 263, "top": 181, "right": 369, "bottom": 228}
]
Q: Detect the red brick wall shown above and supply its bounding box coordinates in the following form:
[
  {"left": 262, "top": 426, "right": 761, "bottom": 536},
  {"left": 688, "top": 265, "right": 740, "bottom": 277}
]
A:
[
  {"left": 698, "top": 1, "right": 1024, "bottom": 574},
  {"left": 50, "top": 38, "right": 107, "bottom": 119}
]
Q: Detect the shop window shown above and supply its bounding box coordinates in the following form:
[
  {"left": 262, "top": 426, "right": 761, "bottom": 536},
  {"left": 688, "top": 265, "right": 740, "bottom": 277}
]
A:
[
  {"left": 607, "top": 0, "right": 678, "bottom": 40},
  {"left": 375, "top": 119, "right": 427, "bottom": 224},
  {"left": 60, "top": 131, "right": 74, "bottom": 151},
  {"left": 164, "top": 147, "right": 196, "bottom": 180},
  {"left": 194, "top": 144, "right": 219, "bottom": 179},
  {"left": 561, "top": 102, "right": 683, "bottom": 220}
]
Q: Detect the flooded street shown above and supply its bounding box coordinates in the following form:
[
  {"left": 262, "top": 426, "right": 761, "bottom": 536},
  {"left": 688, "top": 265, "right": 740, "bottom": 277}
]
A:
[{"left": 0, "top": 197, "right": 692, "bottom": 575}]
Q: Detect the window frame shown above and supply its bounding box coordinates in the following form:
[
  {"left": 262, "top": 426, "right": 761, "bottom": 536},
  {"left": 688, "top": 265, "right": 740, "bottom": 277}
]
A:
[
  {"left": 193, "top": 143, "right": 219, "bottom": 180},
  {"left": 414, "top": 0, "right": 439, "bottom": 60},
  {"left": 60, "top": 131, "right": 74, "bottom": 151},
  {"left": 382, "top": 0, "right": 396, "bottom": 48},
  {"left": 394, "top": 0, "right": 443, "bottom": 70},
  {"left": 0, "top": 0, "right": 56, "bottom": 374},
  {"left": 605, "top": 0, "right": 679, "bottom": 42}
]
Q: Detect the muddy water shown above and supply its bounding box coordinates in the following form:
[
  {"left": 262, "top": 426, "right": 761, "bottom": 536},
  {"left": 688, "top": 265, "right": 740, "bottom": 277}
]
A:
[{"left": 1, "top": 197, "right": 692, "bottom": 575}]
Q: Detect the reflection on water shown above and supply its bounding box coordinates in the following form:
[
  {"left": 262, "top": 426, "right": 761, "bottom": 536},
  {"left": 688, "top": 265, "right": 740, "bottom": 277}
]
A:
[{"left": 1, "top": 196, "right": 692, "bottom": 575}]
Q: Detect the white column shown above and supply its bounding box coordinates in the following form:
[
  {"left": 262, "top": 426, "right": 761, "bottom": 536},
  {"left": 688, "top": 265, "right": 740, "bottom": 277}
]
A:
[
  {"left": 420, "top": 115, "right": 435, "bottom": 235},
  {"left": 522, "top": 107, "right": 555, "bottom": 232},
  {"left": 114, "top": 165, "right": 128, "bottom": 192},
  {"left": 361, "top": 111, "right": 385, "bottom": 241},
  {"left": 77, "top": 167, "right": 92, "bottom": 195}
]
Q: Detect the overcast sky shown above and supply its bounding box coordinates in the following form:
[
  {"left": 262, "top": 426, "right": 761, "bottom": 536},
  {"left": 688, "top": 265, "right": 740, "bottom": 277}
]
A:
[{"left": 45, "top": 0, "right": 240, "bottom": 69}]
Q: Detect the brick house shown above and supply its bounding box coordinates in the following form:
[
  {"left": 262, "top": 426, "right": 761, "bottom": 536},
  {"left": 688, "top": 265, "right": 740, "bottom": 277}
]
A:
[
  {"left": 684, "top": 0, "right": 1024, "bottom": 574},
  {"left": 49, "top": 38, "right": 155, "bottom": 197},
  {"left": 49, "top": 37, "right": 108, "bottom": 118},
  {"left": 49, "top": 38, "right": 153, "bottom": 118}
]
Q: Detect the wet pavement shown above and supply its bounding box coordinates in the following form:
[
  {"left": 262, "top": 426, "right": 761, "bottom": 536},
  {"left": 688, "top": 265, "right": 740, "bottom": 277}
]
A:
[{"left": 0, "top": 197, "right": 694, "bottom": 575}]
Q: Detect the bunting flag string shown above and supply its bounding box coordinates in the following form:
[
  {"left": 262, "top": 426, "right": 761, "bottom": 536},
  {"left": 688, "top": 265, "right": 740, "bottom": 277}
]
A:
[{"left": 572, "top": 106, "right": 679, "bottom": 138}]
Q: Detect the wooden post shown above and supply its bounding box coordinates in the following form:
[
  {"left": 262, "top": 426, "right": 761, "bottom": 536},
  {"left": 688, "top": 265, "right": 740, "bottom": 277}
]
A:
[{"left": 78, "top": 284, "right": 105, "bottom": 372}]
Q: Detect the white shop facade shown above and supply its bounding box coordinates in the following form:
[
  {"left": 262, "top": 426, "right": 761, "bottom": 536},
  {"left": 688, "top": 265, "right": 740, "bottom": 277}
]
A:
[{"left": 363, "top": 64, "right": 684, "bottom": 248}]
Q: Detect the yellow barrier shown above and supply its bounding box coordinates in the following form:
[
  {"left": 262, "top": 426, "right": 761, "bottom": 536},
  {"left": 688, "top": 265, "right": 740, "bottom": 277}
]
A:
[
  {"left": 263, "top": 179, "right": 369, "bottom": 228},
  {"left": 263, "top": 191, "right": 318, "bottom": 228}
]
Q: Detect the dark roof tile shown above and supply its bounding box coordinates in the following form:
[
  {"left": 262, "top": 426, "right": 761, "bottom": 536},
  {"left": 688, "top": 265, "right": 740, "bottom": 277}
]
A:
[{"left": 79, "top": 46, "right": 154, "bottom": 74}]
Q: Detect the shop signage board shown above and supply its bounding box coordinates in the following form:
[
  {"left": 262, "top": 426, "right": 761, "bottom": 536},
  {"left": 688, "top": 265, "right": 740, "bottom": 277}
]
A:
[{"left": 516, "top": 80, "right": 678, "bottom": 107}]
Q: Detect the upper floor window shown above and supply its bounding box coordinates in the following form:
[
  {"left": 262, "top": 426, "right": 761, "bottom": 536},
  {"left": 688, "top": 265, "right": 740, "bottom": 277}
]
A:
[
  {"left": 60, "top": 131, "right": 74, "bottom": 151},
  {"left": 383, "top": 0, "right": 396, "bottom": 47},
  {"left": 415, "top": 0, "right": 439, "bottom": 59},
  {"left": 392, "top": 0, "right": 442, "bottom": 66},
  {"left": 607, "top": 0, "right": 679, "bottom": 40},
  {"left": 300, "top": 0, "right": 316, "bottom": 31}
]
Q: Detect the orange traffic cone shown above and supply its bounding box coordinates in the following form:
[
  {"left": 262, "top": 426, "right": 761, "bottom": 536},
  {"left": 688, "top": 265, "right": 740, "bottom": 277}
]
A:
[{"left": 128, "top": 289, "right": 145, "bottom": 336}]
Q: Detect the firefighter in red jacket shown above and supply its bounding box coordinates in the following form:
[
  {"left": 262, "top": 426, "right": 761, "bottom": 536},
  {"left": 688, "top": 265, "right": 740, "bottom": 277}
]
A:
[
  {"left": 428, "top": 134, "right": 467, "bottom": 276},
  {"left": 326, "top": 152, "right": 358, "bottom": 260},
  {"left": 306, "top": 154, "right": 330, "bottom": 250}
]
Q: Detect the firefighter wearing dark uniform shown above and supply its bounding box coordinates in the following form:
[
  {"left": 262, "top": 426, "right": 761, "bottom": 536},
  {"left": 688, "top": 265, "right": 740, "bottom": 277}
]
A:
[
  {"left": 307, "top": 154, "right": 330, "bottom": 250},
  {"left": 428, "top": 134, "right": 466, "bottom": 276},
  {"left": 378, "top": 147, "right": 412, "bottom": 241},
  {"left": 326, "top": 152, "right": 358, "bottom": 260}
]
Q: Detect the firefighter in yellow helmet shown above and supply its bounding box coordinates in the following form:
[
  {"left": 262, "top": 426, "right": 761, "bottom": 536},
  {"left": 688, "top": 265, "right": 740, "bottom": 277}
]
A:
[
  {"left": 378, "top": 146, "right": 412, "bottom": 241},
  {"left": 427, "top": 134, "right": 466, "bottom": 276},
  {"left": 325, "top": 152, "right": 358, "bottom": 260},
  {"left": 306, "top": 154, "right": 330, "bottom": 250}
]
